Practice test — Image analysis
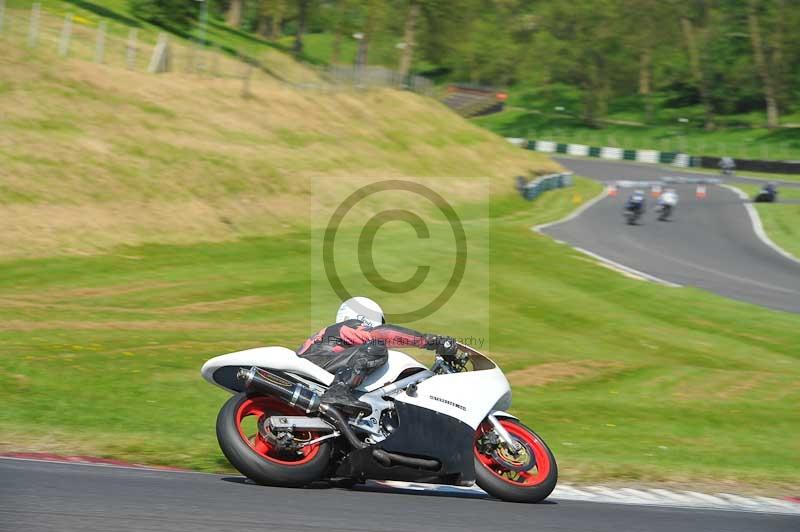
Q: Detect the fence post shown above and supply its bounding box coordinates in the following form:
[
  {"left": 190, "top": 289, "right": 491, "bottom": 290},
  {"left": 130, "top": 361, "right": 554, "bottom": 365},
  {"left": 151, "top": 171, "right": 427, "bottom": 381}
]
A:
[
  {"left": 126, "top": 29, "right": 137, "bottom": 70},
  {"left": 28, "top": 2, "right": 40, "bottom": 47},
  {"left": 58, "top": 14, "right": 73, "bottom": 57},
  {"left": 210, "top": 46, "right": 219, "bottom": 77},
  {"left": 148, "top": 32, "right": 171, "bottom": 73},
  {"left": 240, "top": 57, "right": 253, "bottom": 98},
  {"left": 95, "top": 20, "right": 106, "bottom": 63}
]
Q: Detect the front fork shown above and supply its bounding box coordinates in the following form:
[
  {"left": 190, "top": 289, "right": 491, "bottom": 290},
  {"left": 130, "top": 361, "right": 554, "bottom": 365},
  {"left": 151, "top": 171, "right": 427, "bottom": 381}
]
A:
[{"left": 488, "top": 414, "right": 522, "bottom": 454}]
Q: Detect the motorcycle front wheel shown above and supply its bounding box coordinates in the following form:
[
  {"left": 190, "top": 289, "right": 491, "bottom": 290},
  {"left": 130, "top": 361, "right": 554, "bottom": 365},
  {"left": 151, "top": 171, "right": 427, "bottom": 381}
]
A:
[
  {"left": 216, "top": 392, "right": 331, "bottom": 487},
  {"left": 474, "top": 418, "right": 558, "bottom": 503}
]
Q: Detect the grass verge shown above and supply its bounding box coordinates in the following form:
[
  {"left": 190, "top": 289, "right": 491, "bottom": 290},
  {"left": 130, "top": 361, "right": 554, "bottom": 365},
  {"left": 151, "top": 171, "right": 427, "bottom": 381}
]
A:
[{"left": 732, "top": 185, "right": 800, "bottom": 260}]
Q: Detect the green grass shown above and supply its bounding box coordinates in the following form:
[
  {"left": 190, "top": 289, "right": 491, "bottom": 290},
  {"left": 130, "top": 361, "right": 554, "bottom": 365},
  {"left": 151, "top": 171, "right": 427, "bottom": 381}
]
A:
[
  {"left": 2, "top": 178, "right": 799, "bottom": 492},
  {"left": 475, "top": 107, "right": 800, "bottom": 161},
  {"left": 278, "top": 32, "right": 358, "bottom": 66},
  {"left": 756, "top": 203, "right": 800, "bottom": 260},
  {"left": 733, "top": 184, "right": 800, "bottom": 259}
]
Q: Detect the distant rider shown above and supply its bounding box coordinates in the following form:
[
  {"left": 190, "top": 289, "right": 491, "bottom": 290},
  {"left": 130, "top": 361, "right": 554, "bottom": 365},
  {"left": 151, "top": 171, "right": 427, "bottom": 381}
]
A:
[
  {"left": 297, "top": 297, "right": 457, "bottom": 412},
  {"left": 658, "top": 188, "right": 679, "bottom": 208},
  {"left": 719, "top": 157, "right": 735, "bottom": 175},
  {"left": 626, "top": 189, "right": 647, "bottom": 213}
]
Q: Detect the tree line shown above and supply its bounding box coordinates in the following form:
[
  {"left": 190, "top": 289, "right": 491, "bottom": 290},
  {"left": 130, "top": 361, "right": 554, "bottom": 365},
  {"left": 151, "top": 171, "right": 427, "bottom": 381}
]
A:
[{"left": 130, "top": 0, "right": 800, "bottom": 129}]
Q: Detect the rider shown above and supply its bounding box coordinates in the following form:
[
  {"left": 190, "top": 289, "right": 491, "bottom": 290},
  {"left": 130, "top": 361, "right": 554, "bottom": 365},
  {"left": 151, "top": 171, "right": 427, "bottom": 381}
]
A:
[
  {"left": 719, "top": 156, "right": 736, "bottom": 175},
  {"left": 626, "top": 189, "right": 647, "bottom": 213},
  {"left": 658, "top": 188, "right": 679, "bottom": 208},
  {"left": 297, "top": 296, "right": 458, "bottom": 412}
]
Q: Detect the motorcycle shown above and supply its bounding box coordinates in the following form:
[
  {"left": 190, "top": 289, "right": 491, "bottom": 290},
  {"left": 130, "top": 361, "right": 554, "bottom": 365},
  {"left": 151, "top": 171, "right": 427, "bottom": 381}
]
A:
[
  {"left": 657, "top": 203, "right": 673, "bottom": 221},
  {"left": 624, "top": 206, "right": 643, "bottom": 225},
  {"left": 201, "top": 342, "right": 558, "bottom": 503},
  {"left": 754, "top": 186, "right": 778, "bottom": 203}
]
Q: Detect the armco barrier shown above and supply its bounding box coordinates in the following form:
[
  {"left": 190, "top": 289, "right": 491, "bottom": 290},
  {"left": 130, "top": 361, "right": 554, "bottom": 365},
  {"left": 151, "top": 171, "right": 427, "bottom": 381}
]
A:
[
  {"left": 600, "top": 147, "right": 623, "bottom": 160},
  {"left": 700, "top": 156, "right": 800, "bottom": 174},
  {"left": 513, "top": 137, "right": 800, "bottom": 174},
  {"left": 567, "top": 144, "right": 589, "bottom": 156},
  {"left": 636, "top": 149, "right": 660, "bottom": 163},
  {"left": 536, "top": 140, "right": 557, "bottom": 153},
  {"left": 516, "top": 172, "right": 574, "bottom": 201}
]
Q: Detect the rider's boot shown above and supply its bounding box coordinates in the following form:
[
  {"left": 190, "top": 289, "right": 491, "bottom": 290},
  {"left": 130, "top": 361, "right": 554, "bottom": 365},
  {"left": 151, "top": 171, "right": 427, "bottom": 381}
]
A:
[{"left": 320, "top": 367, "right": 371, "bottom": 414}]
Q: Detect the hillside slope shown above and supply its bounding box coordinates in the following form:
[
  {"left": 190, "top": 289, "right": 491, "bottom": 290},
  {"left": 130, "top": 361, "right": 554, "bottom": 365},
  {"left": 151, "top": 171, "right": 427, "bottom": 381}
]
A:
[{"left": 0, "top": 45, "right": 558, "bottom": 258}]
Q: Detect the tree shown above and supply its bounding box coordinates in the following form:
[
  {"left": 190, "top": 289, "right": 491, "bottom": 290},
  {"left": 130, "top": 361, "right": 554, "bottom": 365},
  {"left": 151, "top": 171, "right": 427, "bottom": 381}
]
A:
[
  {"left": 328, "top": 0, "right": 358, "bottom": 64},
  {"left": 619, "top": 0, "right": 679, "bottom": 124},
  {"left": 397, "top": 0, "right": 421, "bottom": 83},
  {"left": 679, "top": 0, "right": 716, "bottom": 130},
  {"left": 255, "top": 0, "right": 286, "bottom": 38},
  {"left": 227, "top": 0, "right": 245, "bottom": 27},
  {"left": 534, "top": 0, "right": 623, "bottom": 127},
  {"left": 129, "top": 0, "right": 198, "bottom": 30},
  {"left": 293, "top": 0, "right": 310, "bottom": 55},
  {"left": 747, "top": 0, "right": 780, "bottom": 128}
]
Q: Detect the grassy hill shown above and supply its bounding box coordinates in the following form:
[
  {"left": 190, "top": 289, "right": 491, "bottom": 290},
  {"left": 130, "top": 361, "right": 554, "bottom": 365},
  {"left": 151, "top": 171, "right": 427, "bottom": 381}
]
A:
[
  {"left": 1, "top": 23, "right": 799, "bottom": 496},
  {"left": 0, "top": 42, "right": 557, "bottom": 258}
]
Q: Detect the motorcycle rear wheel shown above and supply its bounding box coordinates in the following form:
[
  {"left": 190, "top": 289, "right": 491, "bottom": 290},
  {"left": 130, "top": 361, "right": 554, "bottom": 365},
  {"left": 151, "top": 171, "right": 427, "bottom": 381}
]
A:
[
  {"left": 474, "top": 419, "right": 557, "bottom": 503},
  {"left": 216, "top": 392, "right": 331, "bottom": 487}
]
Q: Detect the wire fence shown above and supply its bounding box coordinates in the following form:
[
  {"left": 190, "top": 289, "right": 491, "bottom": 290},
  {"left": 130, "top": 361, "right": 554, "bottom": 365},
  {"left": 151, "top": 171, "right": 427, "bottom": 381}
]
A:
[{"left": 0, "top": 2, "right": 436, "bottom": 97}]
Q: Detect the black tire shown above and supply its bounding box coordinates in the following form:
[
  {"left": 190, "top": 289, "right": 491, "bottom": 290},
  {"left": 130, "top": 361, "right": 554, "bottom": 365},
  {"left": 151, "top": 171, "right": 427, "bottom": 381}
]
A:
[
  {"left": 216, "top": 392, "right": 332, "bottom": 487},
  {"left": 474, "top": 419, "right": 558, "bottom": 503}
]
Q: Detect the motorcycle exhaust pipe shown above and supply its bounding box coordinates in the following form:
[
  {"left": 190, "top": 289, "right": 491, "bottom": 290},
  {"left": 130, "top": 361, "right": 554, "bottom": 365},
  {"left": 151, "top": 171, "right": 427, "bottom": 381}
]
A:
[
  {"left": 237, "top": 367, "right": 320, "bottom": 414},
  {"left": 237, "top": 366, "right": 368, "bottom": 450},
  {"left": 372, "top": 449, "right": 440, "bottom": 471}
]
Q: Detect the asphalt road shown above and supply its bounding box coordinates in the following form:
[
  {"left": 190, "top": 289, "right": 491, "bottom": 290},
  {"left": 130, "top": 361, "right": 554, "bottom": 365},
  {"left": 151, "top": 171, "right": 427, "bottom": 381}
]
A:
[
  {"left": 548, "top": 158, "right": 800, "bottom": 312},
  {"left": 2, "top": 459, "right": 797, "bottom": 532}
]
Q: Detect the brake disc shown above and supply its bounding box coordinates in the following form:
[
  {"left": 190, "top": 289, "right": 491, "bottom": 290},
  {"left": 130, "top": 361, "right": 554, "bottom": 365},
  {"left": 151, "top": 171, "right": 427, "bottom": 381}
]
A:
[{"left": 491, "top": 438, "right": 535, "bottom": 472}]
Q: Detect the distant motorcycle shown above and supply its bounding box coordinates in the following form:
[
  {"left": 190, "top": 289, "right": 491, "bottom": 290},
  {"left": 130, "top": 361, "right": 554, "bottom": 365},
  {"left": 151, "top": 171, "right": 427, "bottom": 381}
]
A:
[
  {"left": 656, "top": 189, "right": 679, "bottom": 221},
  {"left": 624, "top": 191, "right": 646, "bottom": 225},
  {"left": 754, "top": 184, "right": 778, "bottom": 203},
  {"left": 624, "top": 208, "right": 642, "bottom": 225},
  {"left": 719, "top": 157, "right": 736, "bottom": 176}
]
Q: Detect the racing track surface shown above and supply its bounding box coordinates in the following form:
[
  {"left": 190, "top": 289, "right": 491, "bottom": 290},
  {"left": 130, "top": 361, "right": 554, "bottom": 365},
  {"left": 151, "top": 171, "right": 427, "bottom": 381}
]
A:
[
  {"left": 548, "top": 158, "right": 800, "bottom": 313},
  {"left": 2, "top": 459, "right": 798, "bottom": 532}
]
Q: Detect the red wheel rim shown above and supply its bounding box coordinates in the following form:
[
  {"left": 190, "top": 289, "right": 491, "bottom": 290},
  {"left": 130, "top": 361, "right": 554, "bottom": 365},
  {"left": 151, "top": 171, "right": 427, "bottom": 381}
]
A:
[
  {"left": 474, "top": 420, "right": 551, "bottom": 486},
  {"left": 235, "top": 396, "right": 321, "bottom": 465}
]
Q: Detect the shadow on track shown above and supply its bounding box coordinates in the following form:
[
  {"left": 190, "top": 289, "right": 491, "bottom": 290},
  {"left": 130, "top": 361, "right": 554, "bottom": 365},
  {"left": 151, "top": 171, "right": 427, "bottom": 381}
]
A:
[{"left": 219, "top": 475, "right": 561, "bottom": 503}]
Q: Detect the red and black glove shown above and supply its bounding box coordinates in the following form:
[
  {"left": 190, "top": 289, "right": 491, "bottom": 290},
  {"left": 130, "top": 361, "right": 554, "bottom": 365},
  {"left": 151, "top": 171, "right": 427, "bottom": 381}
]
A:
[{"left": 424, "top": 335, "right": 458, "bottom": 357}]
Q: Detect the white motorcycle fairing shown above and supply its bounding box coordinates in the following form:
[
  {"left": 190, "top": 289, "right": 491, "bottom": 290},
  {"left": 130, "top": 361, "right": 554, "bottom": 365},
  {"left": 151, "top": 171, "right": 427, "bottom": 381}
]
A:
[
  {"left": 201, "top": 346, "right": 426, "bottom": 393},
  {"left": 333, "top": 348, "right": 514, "bottom": 486},
  {"left": 391, "top": 351, "right": 512, "bottom": 429}
]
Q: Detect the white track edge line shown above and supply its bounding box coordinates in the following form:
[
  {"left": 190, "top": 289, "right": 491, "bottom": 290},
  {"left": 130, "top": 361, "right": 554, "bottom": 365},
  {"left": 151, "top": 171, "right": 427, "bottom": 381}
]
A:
[
  {"left": 532, "top": 188, "right": 609, "bottom": 232},
  {"left": 572, "top": 247, "right": 681, "bottom": 287},
  {"left": 379, "top": 481, "right": 799, "bottom": 515},
  {"left": 721, "top": 184, "right": 800, "bottom": 266}
]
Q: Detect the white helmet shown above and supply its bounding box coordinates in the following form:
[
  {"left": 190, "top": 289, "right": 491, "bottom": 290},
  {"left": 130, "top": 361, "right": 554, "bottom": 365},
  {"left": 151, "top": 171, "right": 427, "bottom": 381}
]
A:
[{"left": 336, "top": 297, "right": 384, "bottom": 327}]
